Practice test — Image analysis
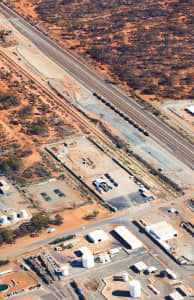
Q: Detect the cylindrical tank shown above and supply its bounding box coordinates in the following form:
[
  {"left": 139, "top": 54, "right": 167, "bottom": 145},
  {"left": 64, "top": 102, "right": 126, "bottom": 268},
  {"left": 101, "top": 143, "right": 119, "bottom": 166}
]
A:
[
  {"left": 10, "top": 212, "right": 18, "bottom": 222},
  {"left": 82, "top": 254, "right": 95, "bottom": 268},
  {"left": 19, "top": 209, "right": 28, "bottom": 219},
  {"left": 61, "top": 266, "right": 69, "bottom": 276},
  {"left": 122, "top": 272, "right": 129, "bottom": 282},
  {"left": 0, "top": 215, "right": 9, "bottom": 224},
  {"left": 130, "top": 280, "right": 141, "bottom": 298}
]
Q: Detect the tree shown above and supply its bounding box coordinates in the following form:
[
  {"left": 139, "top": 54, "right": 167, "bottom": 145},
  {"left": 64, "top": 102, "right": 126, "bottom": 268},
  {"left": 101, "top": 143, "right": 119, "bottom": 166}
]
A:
[
  {"left": 53, "top": 214, "right": 63, "bottom": 225},
  {"left": 30, "top": 214, "right": 50, "bottom": 231}
]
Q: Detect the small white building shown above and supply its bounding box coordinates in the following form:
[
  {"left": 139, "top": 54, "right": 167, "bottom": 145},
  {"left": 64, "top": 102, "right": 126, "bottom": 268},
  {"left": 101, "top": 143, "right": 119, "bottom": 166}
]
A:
[
  {"left": 147, "top": 266, "right": 157, "bottom": 274},
  {"left": 133, "top": 261, "right": 148, "bottom": 273},
  {"left": 60, "top": 265, "right": 69, "bottom": 276},
  {"left": 169, "top": 291, "right": 184, "bottom": 300},
  {"left": 88, "top": 230, "right": 109, "bottom": 243},
  {"left": 185, "top": 104, "right": 194, "bottom": 116},
  {"left": 114, "top": 226, "right": 142, "bottom": 249},
  {"left": 145, "top": 221, "right": 178, "bottom": 241},
  {"left": 166, "top": 268, "right": 177, "bottom": 280}
]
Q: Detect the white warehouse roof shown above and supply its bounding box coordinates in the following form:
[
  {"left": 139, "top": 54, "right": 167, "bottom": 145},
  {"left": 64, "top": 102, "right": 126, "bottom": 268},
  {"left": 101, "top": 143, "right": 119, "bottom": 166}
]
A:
[
  {"left": 186, "top": 104, "right": 194, "bottom": 115},
  {"left": 133, "top": 261, "right": 148, "bottom": 272},
  {"left": 114, "top": 226, "right": 142, "bottom": 249},
  {"left": 169, "top": 291, "right": 184, "bottom": 300},
  {"left": 88, "top": 230, "right": 109, "bottom": 243},
  {"left": 145, "top": 221, "right": 178, "bottom": 241}
]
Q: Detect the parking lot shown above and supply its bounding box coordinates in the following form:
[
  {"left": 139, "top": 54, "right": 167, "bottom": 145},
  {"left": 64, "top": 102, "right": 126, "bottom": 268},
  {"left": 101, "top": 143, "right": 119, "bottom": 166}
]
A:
[
  {"left": 27, "top": 178, "right": 82, "bottom": 210},
  {"left": 47, "top": 136, "right": 149, "bottom": 210}
]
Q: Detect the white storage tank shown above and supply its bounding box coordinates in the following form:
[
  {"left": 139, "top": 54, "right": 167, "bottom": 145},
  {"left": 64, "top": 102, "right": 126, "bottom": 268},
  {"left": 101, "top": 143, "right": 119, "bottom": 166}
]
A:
[
  {"left": 0, "top": 215, "right": 9, "bottom": 225},
  {"left": 82, "top": 253, "right": 95, "bottom": 268},
  {"left": 61, "top": 265, "right": 69, "bottom": 276},
  {"left": 19, "top": 209, "right": 28, "bottom": 219},
  {"left": 10, "top": 212, "right": 18, "bottom": 222},
  {"left": 122, "top": 272, "right": 129, "bottom": 282},
  {"left": 130, "top": 280, "right": 141, "bottom": 298}
]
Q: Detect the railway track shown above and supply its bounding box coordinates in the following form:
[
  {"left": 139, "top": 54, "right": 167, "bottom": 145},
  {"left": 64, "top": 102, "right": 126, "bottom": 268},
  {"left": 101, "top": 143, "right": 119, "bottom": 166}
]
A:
[
  {"left": 0, "top": 50, "right": 115, "bottom": 150},
  {"left": 0, "top": 2, "right": 193, "bottom": 169}
]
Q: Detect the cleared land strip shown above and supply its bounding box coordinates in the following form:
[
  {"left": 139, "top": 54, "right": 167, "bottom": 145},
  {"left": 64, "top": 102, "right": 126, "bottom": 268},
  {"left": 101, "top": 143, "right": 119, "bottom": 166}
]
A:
[{"left": 0, "top": 3, "right": 194, "bottom": 168}]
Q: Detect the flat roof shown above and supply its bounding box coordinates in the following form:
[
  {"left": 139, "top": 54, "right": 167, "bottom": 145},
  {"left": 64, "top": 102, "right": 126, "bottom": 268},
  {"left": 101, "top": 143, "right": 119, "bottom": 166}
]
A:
[
  {"left": 134, "top": 261, "right": 147, "bottom": 271},
  {"left": 169, "top": 291, "right": 184, "bottom": 300},
  {"left": 88, "top": 230, "right": 109, "bottom": 242},
  {"left": 114, "top": 226, "right": 142, "bottom": 249},
  {"left": 186, "top": 104, "right": 194, "bottom": 114},
  {"left": 146, "top": 221, "right": 178, "bottom": 241}
]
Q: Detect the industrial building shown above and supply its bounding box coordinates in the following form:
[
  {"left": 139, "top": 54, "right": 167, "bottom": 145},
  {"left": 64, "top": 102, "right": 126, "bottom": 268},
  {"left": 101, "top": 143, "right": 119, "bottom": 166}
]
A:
[
  {"left": 60, "top": 265, "right": 69, "bottom": 276},
  {"left": 169, "top": 291, "right": 184, "bottom": 300},
  {"left": 185, "top": 104, "right": 194, "bottom": 116},
  {"left": 145, "top": 221, "right": 178, "bottom": 241},
  {"left": 82, "top": 253, "right": 95, "bottom": 268},
  {"left": 114, "top": 226, "right": 143, "bottom": 249},
  {"left": 88, "top": 229, "right": 109, "bottom": 243},
  {"left": 133, "top": 261, "right": 148, "bottom": 273}
]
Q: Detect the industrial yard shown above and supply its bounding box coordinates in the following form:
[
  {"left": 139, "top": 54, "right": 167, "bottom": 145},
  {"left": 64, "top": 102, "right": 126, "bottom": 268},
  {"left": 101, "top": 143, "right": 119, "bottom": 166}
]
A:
[
  {"left": 0, "top": 1, "right": 193, "bottom": 300},
  {"left": 27, "top": 177, "right": 83, "bottom": 211},
  {"left": 47, "top": 136, "right": 149, "bottom": 209},
  {"left": 134, "top": 198, "right": 194, "bottom": 264}
]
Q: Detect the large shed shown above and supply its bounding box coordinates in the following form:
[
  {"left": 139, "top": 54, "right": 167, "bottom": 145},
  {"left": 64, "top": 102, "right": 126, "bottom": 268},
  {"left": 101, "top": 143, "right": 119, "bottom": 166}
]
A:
[
  {"left": 145, "top": 221, "right": 178, "bottom": 241},
  {"left": 133, "top": 261, "right": 148, "bottom": 273},
  {"left": 185, "top": 104, "right": 194, "bottom": 116},
  {"left": 114, "top": 226, "right": 142, "bottom": 249},
  {"left": 88, "top": 230, "right": 109, "bottom": 243},
  {"left": 169, "top": 291, "right": 184, "bottom": 300}
]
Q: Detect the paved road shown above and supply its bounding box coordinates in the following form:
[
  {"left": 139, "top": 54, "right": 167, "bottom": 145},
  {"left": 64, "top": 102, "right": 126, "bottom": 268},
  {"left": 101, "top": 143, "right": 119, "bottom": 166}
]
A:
[
  {"left": 1, "top": 192, "right": 193, "bottom": 260},
  {"left": 0, "top": 3, "right": 194, "bottom": 169},
  {"left": 1, "top": 193, "right": 193, "bottom": 289}
]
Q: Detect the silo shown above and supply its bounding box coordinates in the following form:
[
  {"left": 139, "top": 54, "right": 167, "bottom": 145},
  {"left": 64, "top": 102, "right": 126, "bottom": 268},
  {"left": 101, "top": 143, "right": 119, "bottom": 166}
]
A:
[
  {"left": 10, "top": 212, "right": 18, "bottom": 222},
  {"left": 61, "top": 266, "right": 69, "bottom": 276},
  {"left": 82, "top": 253, "right": 95, "bottom": 268},
  {"left": 0, "top": 215, "right": 9, "bottom": 225},
  {"left": 19, "top": 209, "right": 28, "bottom": 219},
  {"left": 122, "top": 272, "right": 129, "bottom": 282},
  {"left": 130, "top": 280, "right": 141, "bottom": 298}
]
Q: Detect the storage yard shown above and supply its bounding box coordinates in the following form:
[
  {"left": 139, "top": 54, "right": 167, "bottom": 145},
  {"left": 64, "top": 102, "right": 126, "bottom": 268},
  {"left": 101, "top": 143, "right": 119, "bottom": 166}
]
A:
[
  {"left": 27, "top": 177, "right": 82, "bottom": 210},
  {"left": 134, "top": 199, "right": 194, "bottom": 264},
  {"left": 47, "top": 136, "right": 148, "bottom": 209},
  {"left": 0, "top": 263, "right": 39, "bottom": 300},
  {"left": 0, "top": 177, "right": 30, "bottom": 213}
]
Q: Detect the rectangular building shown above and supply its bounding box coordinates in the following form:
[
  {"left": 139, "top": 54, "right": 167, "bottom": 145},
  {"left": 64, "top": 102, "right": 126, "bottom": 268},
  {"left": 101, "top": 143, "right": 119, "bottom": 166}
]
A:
[{"left": 114, "top": 226, "right": 142, "bottom": 249}]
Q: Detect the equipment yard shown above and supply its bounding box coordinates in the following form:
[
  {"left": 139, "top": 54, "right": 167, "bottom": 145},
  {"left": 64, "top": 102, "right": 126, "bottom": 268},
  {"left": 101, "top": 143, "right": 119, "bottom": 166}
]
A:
[
  {"left": 27, "top": 177, "right": 83, "bottom": 211},
  {"left": 47, "top": 136, "right": 148, "bottom": 209},
  {"left": 134, "top": 198, "right": 194, "bottom": 264}
]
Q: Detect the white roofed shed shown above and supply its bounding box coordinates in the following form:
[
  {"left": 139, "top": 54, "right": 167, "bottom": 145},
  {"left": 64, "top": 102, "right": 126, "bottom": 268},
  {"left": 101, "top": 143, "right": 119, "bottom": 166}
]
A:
[
  {"left": 145, "top": 221, "right": 178, "bottom": 241},
  {"left": 169, "top": 291, "right": 184, "bottom": 300},
  {"left": 133, "top": 261, "right": 148, "bottom": 272},
  {"left": 114, "top": 226, "right": 142, "bottom": 249},
  {"left": 186, "top": 104, "right": 194, "bottom": 115},
  {"left": 88, "top": 229, "right": 109, "bottom": 243}
]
